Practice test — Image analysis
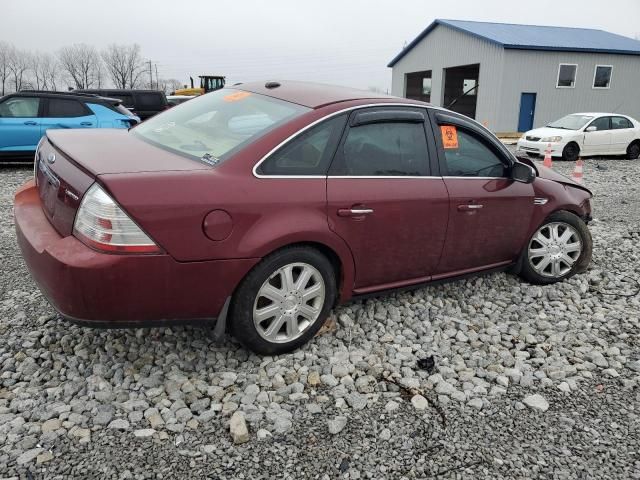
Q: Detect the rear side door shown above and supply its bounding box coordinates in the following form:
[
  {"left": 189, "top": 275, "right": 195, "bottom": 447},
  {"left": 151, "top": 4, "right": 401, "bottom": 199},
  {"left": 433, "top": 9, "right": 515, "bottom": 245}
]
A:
[
  {"left": 41, "top": 98, "right": 97, "bottom": 132},
  {"left": 326, "top": 107, "right": 449, "bottom": 292},
  {"left": 582, "top": 116, "right": 612, "bottom": 155},
  {"left": 0, "top": 96, "right": 43, "bottom": 151},
  {"left": 431, "top": 111, "right": 534, "bottom": 276},
  {"left": 610, "top": 116, "right": 635, "bottom": 154}
]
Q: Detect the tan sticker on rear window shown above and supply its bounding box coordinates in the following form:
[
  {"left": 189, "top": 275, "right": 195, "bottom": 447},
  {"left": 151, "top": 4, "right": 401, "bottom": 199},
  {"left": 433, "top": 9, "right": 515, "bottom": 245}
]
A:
[
  {"left": 440, "top": 125, "right": 459, "bottom": 149},
  {"left": 223, "top": 91, "right": 251, "bottom": 102}
]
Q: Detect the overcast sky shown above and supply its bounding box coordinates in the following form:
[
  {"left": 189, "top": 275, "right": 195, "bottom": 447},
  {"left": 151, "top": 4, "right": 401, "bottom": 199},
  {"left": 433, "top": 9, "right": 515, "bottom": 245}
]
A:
[{"left": 4, "top": 0, "right": 640, "bottom": 91}]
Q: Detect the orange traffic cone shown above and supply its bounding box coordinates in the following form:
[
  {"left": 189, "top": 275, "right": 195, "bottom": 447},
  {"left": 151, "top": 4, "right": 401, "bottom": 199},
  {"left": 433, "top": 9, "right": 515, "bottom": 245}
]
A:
[
  {"left": 572, "top": 158, "right": 584, "bottom": 184},
  {"left": 542, "top": 143, "right": 553, "bottom": 168}
]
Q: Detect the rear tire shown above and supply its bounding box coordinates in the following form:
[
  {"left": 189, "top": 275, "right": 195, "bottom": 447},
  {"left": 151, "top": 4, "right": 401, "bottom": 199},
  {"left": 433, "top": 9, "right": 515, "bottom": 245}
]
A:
[
  {"left": 627, "top": 141, "right": 640, "bottom": 160},
  {"left": 229, "top": 246, "right": 336, "bottom": 355},
  {"left": 519, "top": 211, "right": 592, "bottom": 285},
  {"left": 562, "top": 143, "right": 580, "bottom": 162}
]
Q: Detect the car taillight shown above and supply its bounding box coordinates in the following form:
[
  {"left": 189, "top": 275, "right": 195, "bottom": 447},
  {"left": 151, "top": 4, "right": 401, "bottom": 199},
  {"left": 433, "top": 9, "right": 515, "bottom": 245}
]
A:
[{"left": 73, "top": 183, "right": 160, "bottom": 254}]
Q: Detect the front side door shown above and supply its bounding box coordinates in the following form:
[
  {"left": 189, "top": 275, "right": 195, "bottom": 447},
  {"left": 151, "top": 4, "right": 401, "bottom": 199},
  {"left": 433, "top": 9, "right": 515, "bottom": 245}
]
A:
[
  {"left": 327, "top": 107, "right": 449, "bottom": 292},
  {"left": 610, "top": 116, "right": 636, "bottom": 154},
  {"left": 41, "top": 97, "right": 97, "bottom": 133},
  {"left": 0, "top": 96, "right": 42, "bottom": 151},
  {"left": 432, "top": 112, "right": 535, "bottom": 276},
  {"left": 582, "top": 116, "right": 612, "bottom": 155}
]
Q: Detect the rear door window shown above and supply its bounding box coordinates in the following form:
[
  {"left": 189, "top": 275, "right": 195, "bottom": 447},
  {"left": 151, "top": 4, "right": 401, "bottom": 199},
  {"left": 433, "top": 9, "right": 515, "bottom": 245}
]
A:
[
  {"left": 47, "top": 98, "right": 91, "bottom": 118},
  {"left": 331, "top": 117, "right": 429, "bottom": 176},
  {"left": 611, "top": 116, "right": 633, "bottom": 129}
]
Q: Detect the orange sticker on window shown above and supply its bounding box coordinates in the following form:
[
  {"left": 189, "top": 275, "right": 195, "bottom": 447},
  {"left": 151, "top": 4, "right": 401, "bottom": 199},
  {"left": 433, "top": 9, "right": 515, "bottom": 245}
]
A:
[
  {"left": 440, "top": 125, "right": 459, "bottom": 149},
  {"left": 223, "top": 91, "right": 251, "bottom": 102}
]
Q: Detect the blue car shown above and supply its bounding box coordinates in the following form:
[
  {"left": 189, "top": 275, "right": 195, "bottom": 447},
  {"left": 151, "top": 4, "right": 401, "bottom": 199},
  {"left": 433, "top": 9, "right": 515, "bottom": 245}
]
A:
[{"left": 0, "top": 91, "right": 140, "bottom": 161}]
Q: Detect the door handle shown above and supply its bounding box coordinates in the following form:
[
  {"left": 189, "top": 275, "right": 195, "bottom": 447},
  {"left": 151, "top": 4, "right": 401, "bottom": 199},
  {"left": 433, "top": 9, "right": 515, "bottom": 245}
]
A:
[
  {"left": 457, "top": 204, "right": 483, "bottom": 212},
  {"left": 24, "top": 121, "right": 37, "bottom": 126},
  {"left": 80, "top": 122, "right": 93, "bottom": 126},
  {"left": 337, "top": 207, "right": 374, "bottom": 217}
]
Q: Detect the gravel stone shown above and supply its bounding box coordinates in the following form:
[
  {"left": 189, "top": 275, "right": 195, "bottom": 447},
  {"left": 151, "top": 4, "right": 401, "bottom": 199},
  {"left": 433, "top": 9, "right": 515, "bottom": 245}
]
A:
[
  {"left": 410, "top": 395, "right": 429, "bottom": 411},
  {"left": 327, "top": 416, "right": 348, "bottom": 435},
  {"left": 229, "top": 411, "right": 249, "bottom": 444},
  {"left": 523, "top": 394, "right": 550, "bottom": 412}
]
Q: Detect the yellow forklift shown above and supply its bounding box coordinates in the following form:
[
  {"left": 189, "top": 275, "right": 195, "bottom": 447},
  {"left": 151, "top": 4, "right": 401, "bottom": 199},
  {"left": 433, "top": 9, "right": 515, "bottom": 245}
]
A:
[{"left": 173, "top": 75, "right": 226, "bottom": 96}]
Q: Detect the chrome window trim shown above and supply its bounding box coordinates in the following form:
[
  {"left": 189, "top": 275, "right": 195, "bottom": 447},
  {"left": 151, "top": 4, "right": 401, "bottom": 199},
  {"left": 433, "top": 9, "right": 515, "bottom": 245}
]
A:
[{"left": 252, "top": 102, "right": 429, "bottom": 179}]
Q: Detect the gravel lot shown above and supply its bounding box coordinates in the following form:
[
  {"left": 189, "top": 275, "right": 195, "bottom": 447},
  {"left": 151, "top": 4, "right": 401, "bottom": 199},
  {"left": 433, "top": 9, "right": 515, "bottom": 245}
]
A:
[{"left": 1, "top": 155, "right": 639, "bottom": 479}]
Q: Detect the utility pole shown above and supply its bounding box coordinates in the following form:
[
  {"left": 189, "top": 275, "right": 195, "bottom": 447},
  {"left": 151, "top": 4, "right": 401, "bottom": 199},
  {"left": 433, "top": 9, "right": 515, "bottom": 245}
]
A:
[
  {"left": 148, "top": 60, "right": 153, "bottom": 89},
  {"left": 155, "top": 63, "right": 159, "bottom": 90}
]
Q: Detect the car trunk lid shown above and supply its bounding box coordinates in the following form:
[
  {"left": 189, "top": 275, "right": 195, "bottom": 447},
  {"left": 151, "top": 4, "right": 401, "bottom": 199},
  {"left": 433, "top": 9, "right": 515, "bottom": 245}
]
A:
[
  {"left": 37, "top": 130, "right": 211, "bottom": 237},
  {"left": 46, "top": 129, "right": 211, "bottom": 175}
]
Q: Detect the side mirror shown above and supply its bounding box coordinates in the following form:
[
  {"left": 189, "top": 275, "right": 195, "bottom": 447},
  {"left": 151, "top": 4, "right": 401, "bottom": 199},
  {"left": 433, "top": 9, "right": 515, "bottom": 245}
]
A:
[
  {"left": 585, "top": 126, "right": 597, "bottom": 132},
  {"left": 511, "top": 162, "right": 536, "bottom": 183}
]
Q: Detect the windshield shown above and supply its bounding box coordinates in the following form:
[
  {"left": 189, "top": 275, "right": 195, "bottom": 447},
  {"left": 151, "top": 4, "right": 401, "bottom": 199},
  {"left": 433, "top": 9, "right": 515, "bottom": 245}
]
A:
[
  {"left": 547, "top": 114, "right": 594, "bottom": 130},
  {"left": 132, "top": 89, "right": 309, "bottom": 164}
]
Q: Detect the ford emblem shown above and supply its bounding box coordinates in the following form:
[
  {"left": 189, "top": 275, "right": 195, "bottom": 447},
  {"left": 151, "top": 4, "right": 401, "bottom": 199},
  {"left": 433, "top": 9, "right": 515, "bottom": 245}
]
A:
[{"left": 47, "top": 153, "right": 56, "bottom": 164}]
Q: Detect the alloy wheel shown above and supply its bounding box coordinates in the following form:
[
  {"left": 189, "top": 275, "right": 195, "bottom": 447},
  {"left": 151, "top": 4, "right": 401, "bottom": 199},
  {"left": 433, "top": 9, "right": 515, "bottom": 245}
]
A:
[
  {"left": 253, "top": 262, "right": 325, "bottom": 343},
  {"left": 528, "top": 222, "right": 582, "bottom": 278}
]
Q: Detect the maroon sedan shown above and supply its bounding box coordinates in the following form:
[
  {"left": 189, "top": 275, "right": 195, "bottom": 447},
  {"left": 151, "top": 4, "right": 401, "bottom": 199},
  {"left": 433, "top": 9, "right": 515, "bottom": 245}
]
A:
[{"left": 15, "top": 81, "right": 593, "bottom": 354}]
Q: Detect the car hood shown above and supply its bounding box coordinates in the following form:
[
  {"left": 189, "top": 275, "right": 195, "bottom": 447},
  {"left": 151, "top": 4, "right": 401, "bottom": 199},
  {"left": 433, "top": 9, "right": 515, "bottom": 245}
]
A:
[
  {"left": 524, "top": 127, "right": 578, "bottom": 138},
  {"left": 46, "top": 129, "right": 210, "bottom": 176},
  {"left": 516, "top": 155, "right": 592, "bottom": 195}
]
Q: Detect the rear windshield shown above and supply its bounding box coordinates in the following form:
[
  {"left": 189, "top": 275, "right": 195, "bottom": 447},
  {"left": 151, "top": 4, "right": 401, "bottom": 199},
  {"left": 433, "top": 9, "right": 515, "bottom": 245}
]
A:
[
  {"left": 131, "top": 89, "right": 309, "bottom": 164},
  {"left": 137, "top": 92, "right": 165, "bottom": 108},
  {"left": 547, "top": 114, "right": 594, "bottom": 130}
]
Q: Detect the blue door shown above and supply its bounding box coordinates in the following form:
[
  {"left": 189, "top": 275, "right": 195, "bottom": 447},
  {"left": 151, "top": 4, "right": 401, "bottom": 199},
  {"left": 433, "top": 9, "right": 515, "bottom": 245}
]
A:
[
  {"left": 0, "top": 96, "right": 43, "bottom": 152},
  {"left": 517, "top": 93, "right": 536, "bottom": 132},
  {"left": 40, "top": 97, "right": 97, "bottom": 134}
]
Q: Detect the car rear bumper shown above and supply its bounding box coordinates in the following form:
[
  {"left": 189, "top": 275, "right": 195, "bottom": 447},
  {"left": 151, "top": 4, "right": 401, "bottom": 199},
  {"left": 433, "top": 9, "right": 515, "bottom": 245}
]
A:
[
  {"left": 14, "top": 180, "right": 259, "bottom": 326},
  {"left": 516, "top": 139, "right": 564, "bottom": 157}
]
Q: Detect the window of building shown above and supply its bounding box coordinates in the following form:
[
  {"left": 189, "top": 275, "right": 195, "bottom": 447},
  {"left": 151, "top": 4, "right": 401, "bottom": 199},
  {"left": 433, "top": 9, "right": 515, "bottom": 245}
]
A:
[
  {"left": 47, "top": 99, "right": 90, "bottom": 118},
  {"left": 333, "top": 122, "right": 429, "bottom": 176},
  {"left": 593, "top": 65, "right": 613, "bottom": 89},
  {"left": 405, "top": 70, "right": 432, "bottom": 102},
  {"left": 257, "top": 115, "right": 346, "bottom": 176},
  {"left": 611, "top": 116, "right": 633, "bottom": 129},
  {"left": 557, "top": 64, "right": 577, "bottom": 88},
  {"left": 463, "top": 79, "right": 477, "bottom": 95},
  {"left": 439, "top": 125, "right": 508, "bottom": 177}
]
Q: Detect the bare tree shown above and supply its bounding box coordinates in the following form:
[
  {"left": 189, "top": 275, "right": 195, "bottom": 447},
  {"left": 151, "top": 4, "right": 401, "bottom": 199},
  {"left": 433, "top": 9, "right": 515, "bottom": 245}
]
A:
[
  {"left": 101, "top": 43, "right": 146, "bottom": 89},
  {"left": 58, "top": 44, "right": 103, "bottom": 89},
  {"left": 0, "top": 41, "right": 11, "bottom": 95},
  {"left": 30, "top": 52, "right": 59, "bottom": 90},
  {"left": 7, "top": 46, "right": 31, "bottom": 92},
  {"left": 157, "top": 78, "right": 184, "bottom": 94}
]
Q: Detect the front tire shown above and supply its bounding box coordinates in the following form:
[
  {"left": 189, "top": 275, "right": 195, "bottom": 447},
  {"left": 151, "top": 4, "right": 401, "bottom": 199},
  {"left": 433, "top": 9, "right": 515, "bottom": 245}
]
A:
[
  {"left": 519, "top": 211, "right": 592, "bottom": 285},
  {"left": 229, "top": 246, "right": 336, "bottom": 355},
  {"left": 562, "top": 143, "right": 580, "bottom": 162}
]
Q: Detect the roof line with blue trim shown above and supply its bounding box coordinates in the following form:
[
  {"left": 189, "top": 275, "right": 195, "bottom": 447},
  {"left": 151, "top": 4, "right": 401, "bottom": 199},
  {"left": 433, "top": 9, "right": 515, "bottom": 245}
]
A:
[{"left": 388, "top": 19, "right": 640, "bottom": 67}]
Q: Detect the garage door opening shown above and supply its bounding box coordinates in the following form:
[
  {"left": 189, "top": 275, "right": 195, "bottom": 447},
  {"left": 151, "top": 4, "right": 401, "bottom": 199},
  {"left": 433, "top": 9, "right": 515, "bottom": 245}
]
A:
[
  {"left": 443, "top": 63, "right": 479, "bottom": 119},
  {"left": 405, "top": 70, "right": 432, "bottom": 103}
]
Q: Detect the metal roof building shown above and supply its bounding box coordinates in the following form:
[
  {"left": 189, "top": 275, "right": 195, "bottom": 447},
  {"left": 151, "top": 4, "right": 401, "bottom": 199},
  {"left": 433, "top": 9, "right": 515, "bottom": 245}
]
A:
[{"left": 389, "top": 19, "right": 640, "bottom": 132}]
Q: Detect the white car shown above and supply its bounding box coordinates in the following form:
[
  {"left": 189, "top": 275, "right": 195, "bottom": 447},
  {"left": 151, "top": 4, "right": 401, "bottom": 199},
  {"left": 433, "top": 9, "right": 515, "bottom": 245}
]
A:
[{"left": 517, "top": 113, "right": 640, "bottom": 161}]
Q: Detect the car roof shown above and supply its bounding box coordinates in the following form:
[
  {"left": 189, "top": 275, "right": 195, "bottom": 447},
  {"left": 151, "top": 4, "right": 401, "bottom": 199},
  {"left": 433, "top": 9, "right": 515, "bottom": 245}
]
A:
[
  {"left": 233, "top": 80, "right": 404, "bottom": 109},
  {"left": 75, "top": 89, "right": 164, "bottom": 94},
  {"left": 572, "top": 112, "right": 626, "bottom": 117},
  {"left": 8, "top": 90, "right": 119, "bottom": 104}
]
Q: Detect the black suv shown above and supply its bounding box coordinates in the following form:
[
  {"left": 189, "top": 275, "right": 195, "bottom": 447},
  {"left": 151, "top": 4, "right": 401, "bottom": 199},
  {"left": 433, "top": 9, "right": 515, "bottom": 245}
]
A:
[
  {"left": 74, "top": 89, "right": 168, "bottom": 120},
  {"left": 0, "top": 90, "right": 138, "bottom": 161}
]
